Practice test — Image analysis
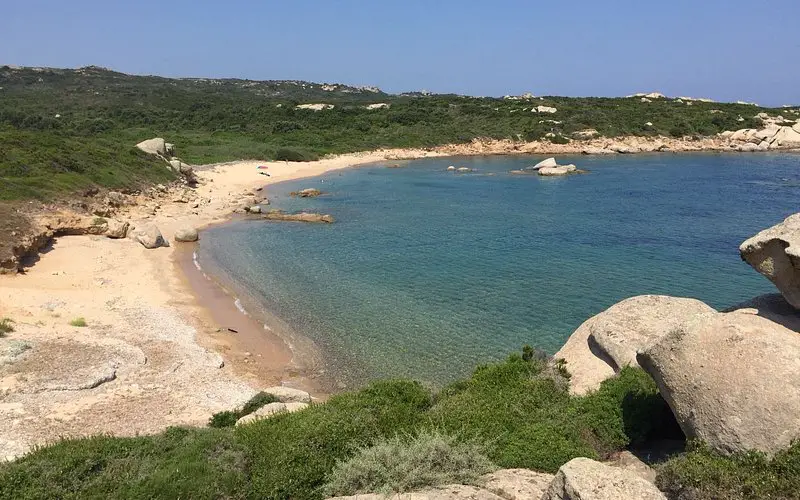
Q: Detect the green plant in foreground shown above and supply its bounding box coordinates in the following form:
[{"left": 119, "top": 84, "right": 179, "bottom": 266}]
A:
[
  {"left": 69, "top": 317, "right": 87, "bottom": 327},
  {"left": 323, "top": 430, "right": 496, "bottom": 497},
  {"left": 0, "top": 317, "right": 14, "bottom": 335}
]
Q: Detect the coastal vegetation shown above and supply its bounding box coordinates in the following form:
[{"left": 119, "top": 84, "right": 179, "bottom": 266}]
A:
[
  {"left": 0, "top": 65, "right": 780, "bottom": 200},
  {"left": 2, "top": 348, "right": 791, "bottom": 499},
  {"left": 0, "top": 318, "right": 14, "bottom": 335},
  {"left": 208, "top": 391, "right": 281, "bottom": 428}
]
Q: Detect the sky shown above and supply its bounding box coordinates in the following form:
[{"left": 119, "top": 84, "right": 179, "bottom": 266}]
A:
[{"left": 2, "top": 0, "right": 799, "bottom": 106}]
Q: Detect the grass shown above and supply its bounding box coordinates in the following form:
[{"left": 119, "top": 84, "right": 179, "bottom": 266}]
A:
[
  {"left": 0, "top": 351, "right": 683, "bottom": 499},
  {"left": 68, "top": 317, "right": 87, "bottom": 327},
  {"left": 0, "top": 317, "right": 14, "bottom": 336},
  {"left": 656, "top": 441, "right": 800, "bottom": 500},
  {"left": 322, "top": 430, "right": 496, "bottom": 497},
  {"left": 208, "top": 391, "right": 280, "bottom": 428}
]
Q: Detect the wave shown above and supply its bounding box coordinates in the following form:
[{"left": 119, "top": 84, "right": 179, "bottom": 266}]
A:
[{"left": 234, "top": 298, "right": 248, "bottom": 316}]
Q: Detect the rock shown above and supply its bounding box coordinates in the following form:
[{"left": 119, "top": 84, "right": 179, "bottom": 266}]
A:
[
  {"left": 174, "top": 227, "right": 199, "bottom": 243},
  {"left": 135, "top": 138, "right": 167, "bottom": 156},
  {"left": 608, "top": 143, "right": 640, "bottom": 154},
  {"left": 263, "top": 211, "right": 334, "bottom": 223},
  {"left": 134, "top": 224, "right": 168, "bottom": 249},
  {"left": 771, "top": 126, "right": 800, "bottom": 147},
  {"left": 582, "top": 146, "right": 612, "bottom": 155},
  {"left": 168, "top": 159, "right": 183, "bottom": 172},
  {"left": 290, "top": 188, "right": 323, "bottom": 198},
  {"left": 165, "top": 143, "right": 175, "bottom": 156},
  {"left": 793, "top": 122, "right": 800, "bottom": 134},
  {"left": 263, "top": 386, "right": 312, "bottom": 403},
  {"left": 637, "top": 311, "right": 800, "bottom": 455},
  {"left": 456, "top": 167, "right": 473, "bottom": 172},
  {"left": 729, "top": 129, "right": 753, "bottom": 141},
  {"left": 235, "top": 401, "right": 309, "bottom": 426},
  {"left": 530, "top": 157, "right": 558, "bottom": 170},
  {"left": 538, "top": 165, "right": 577, "bottom": 176},
  {"left": 738, "top": 142, "right": 759, "bottom": 152},
  {"left": 482, "top": 469, "right": 554, "bottom": 499},
  {"left": 740, "top": 214, "right": 800, "bottom": 308},
  {"left": 555, "top": 295, "right": 715, "bottom": 395},
  {"left": 447, "top": 166, "right": 456, "bottom": 171},
  {"left": 724, "top": 293, "right": 800, "bottom": 332},
  {"left": 535, "top": 105, "right": 557, "bottom": 113},
  {"left": 543, "top": 458, "right": 666, "bottom": 500},
  {"left": 248, "top": 205, "right": 262, "bottom": 214},
  {"left": 366, "top": 103, "right": 390, "bottom": 110},
  {"left": 105, "top": 219, "right": 129, "bottom": 239},
  {"left": 754, "top": 126, "right": 780, "bottom": 141},
  {"left": 607, "top": 451, "right": 657, "bottom": 484}
]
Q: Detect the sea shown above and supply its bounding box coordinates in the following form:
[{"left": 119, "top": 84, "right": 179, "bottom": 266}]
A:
[{"left": 196, "top": 153, "right": 800, "bottom": 388}]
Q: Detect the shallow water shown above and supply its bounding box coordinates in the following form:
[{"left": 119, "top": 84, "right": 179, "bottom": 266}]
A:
[{"left": 199, "top": 153, "right": 800, "bottom": 387}]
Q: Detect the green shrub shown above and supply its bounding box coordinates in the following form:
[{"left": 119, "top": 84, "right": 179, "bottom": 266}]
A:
[
  {"left": 69, "top": 317, "right": 87, "bottom": 327},
  {"left": 273, "top": 148, "right": 319, "bottom": 162},
  {"left": 208, "top": 391, "right": 281, "bottom": 428},
  {"left": 238, "top": 379, "right": 432, "bottom": 498},
  {"left": 0, "top": 318, "right": 14, "bottom": 335},
  {"left": 323, "top": 430, "right": 495, "bottom": 497},
  {"left": 208, "top": 411, "right": 240, "bottom": 429},
  {"left": 657, "top": 440, "right": 800, "bottom": 500}
]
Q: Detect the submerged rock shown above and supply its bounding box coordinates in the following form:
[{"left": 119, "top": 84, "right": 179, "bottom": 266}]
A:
[
  {"left": 538, "top": 165, "right": 578, "bottom": 176},
  {"left": 637, "top": 310, "right": 800, "bottom": 456},
  {"left": 530, "top": 157, "right": 558, "bottom": 170},
  {"left": 290, "top": 188, "right": 323, "bottom": 198},
  {"left": 740, "top": 213, "right": 800, "bottom": 309},
  {"left": 263, "top": 210, "right": 334, "bottom": 223}
]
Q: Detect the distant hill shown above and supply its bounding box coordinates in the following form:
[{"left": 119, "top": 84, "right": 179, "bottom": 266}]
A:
[{"left": 0, "top": 65, "right": 788, "bottom": 200}]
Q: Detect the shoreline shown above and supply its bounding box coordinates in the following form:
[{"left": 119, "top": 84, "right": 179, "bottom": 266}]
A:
[{"left": 1, "top": 140, "right": 799, "bottom": 459}]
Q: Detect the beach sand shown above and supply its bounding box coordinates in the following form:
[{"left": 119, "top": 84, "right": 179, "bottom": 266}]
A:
[{"left": 0, "top": 148, "right": 444, "bottom": 459}]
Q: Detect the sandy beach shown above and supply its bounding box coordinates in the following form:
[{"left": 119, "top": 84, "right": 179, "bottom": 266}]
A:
[{"left": 0, "top": 148, "right": 447, "bottom": 460}]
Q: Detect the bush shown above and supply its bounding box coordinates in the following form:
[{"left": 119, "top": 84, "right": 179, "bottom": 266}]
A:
[
  {"left": 208, "top": 391, "right": 281, "bottom": 428},
  {"left": 69, "top": 317, "right": 87, "bottom": 327},
  {"left": 657, "top": 440, "right": 800, "bottom": 500},
  {"left": 0, "top": 318, "right": 14, "bottom": 336},
  {"left": 323, "top": 430, "right": 495, "bottom": 497},
  {"left": 273, "top": 148, "right": 319, "bottom": 162}
]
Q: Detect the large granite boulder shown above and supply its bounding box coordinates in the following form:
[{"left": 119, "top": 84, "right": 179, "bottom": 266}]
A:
[
  {"left": 531, "top": 157, "right": 558, "bottom": 170},
  {"left": 134, "top": 224, "right": 168, "bottom": 249},
  {"left": 538, "top": 165, "right": 577, "bottom": 176},
  {"left": 739, "top": 214, "right": 800, "bottom": 309},
  {"left": 105, "top": 219, "right": 129, "bottom": 239},
  {"left": 482, "top": 469, "right": 554, "bottom": 499},
  {"left": 542, "top": 458, "right": 666, "bottom": 500},
  {"left": 637, "top": 311, "right": 800, "bottom": 455},
  {"left": 724, "top": 293, "right": 800, "bottom": 332},
  {"left": 555, "top": 295, "right": 715, "bottom": 394},
  {"left": 136, "top": 138, "right": 167, "bottom": 156}
]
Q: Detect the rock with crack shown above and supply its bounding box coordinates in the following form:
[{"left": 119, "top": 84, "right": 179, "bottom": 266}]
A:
[
  {"left": 637, "top": 310, "right": 800, "bottom": 455},
  {"left": 739, "top": 213, "right": 800, "bottom": 309},
  {"left": 133, "top": 224, "right": 168, "bottom": 249},
  {"left": 542, "top": 457, "right": 666, "bottom": 500},
  {"left": 555, "top": 295, "right": 715, "bottom": 395}
]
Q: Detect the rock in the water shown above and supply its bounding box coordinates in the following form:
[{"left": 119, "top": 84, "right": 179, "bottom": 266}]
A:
[
  {"left": 637, "top": 311, "right": 800, "bottom": 455},
  {"left": 538, "top": 165, "right": 577, "bottom": 176},
  {"left": 291, "top": 188, "right": 323, "bottom": 198},
  {"left": 740, "top": 213, "right": 800, "bottom": 309},
  {"left": 456, "top": 167, "right": 473, "bottom": 172},
  {"left": 724, "top": 293, "right": 800, "bottom": 332},
  {"left": 136, "top": 138, "right": 167, "bottom": 156},
  {"left": 531, "top": 157, "right": 558, "bottom": 170},
  {"left": 543, "top": 457, "right": 666, "bottom": 500},
  {"left": 263, "top": 386, "right": 312, "bottom": 403},
  {"left": 555, "top": 295, "right": 715, "bottom": 395},
  {"left": 482, "top": 469, "right": 554, "bottom": 499},
  {"left": 263, "top": 210, "right": 334, "bottom": 223},
  {"left": 105, "top": 219, "right": 129, "bottom": 239},
  {"left": 134, "top": 224, "right": 168, "bottom": 249},
  {"left": 248, "top": 205, "right": 262, "bottom": 214},
  {"left": 174, "top": 227, "right": 199, "bottom": 242},
  {"left": 447, "top": 166, "right": 456, "bottom": 171}
]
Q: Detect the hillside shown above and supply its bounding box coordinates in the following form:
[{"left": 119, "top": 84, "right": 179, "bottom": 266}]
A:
[{"left": 0, "top": 65, "right": 789, "bottom": 200}]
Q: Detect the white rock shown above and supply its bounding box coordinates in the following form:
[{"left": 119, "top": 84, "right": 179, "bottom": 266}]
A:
[
  {"left": 136, "top": 138, "right": 167, "bottom": 156},
  {"left": 543, "top": 458, "right": 666, "bottom": 500},
  {"left": 535, "top": 105, "right": 557, "bottom": 113},
  {"left": 263, "top": 386, "right": 312, "bottom": 403},
  {"left": 531, "top": 157, "right": 558, "bottom": 170}
]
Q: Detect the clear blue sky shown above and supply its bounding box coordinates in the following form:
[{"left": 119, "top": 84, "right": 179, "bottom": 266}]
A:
[{"left": 3, "top": 0, "right": 798, "bottom": 106}]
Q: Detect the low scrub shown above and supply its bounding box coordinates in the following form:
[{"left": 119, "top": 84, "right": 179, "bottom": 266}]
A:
[
  {"left": 323, "top": 430, "right": 495, "bottom": 497},
  {"left": 68, "top": 317, "right": 87, "bottom": 327},
  {"left": 273, "top": 148, "right": 319, "bottom": 162},
  {"left": 208, "top": 391, "right": 280, "bottom": 428},
  {"left": 0, "top": 317, "right": 14, "bottom": 335},
  {"left": 657, "top": 441, "right": 800, "bottom": 500}
]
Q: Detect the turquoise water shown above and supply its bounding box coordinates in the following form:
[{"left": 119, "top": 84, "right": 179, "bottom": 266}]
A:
[{"left": 199, "top": 153, "right": 800, "bottom": 387}]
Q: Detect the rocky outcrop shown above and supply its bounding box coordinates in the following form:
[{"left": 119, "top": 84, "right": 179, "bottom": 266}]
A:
[
  {"left": 542, "top": 458, "right": 666, "bottom": 500},
  {"left": 739, "top": 214, "right": 800, "bottom": 309},
  {"left": 555, "top": 295, "right": 715, "bottom": 395},
  {"left": 539, "top": 165, "right": 578, "bottom": 176},
  {"left": 263, "top": 385, "right": 312, "bottom": 403},
  {"left": 724, "top": 293, "right": 800, "bottom": 332},
  {"left": 263, "top": 211, "right": 334, "bottom": 223},
  {"left": 535, "top": 106, "right": 557, "bottom": 114},
  {"left": 174, "top": 227, "right": 199, "bottom": 243},
  {"left": 136, "top": 138, "right": 167, "bottom": 156},
  {"left": 133, "top": 224, "right": 168, "bottom": 249},
  {"left": 637, "top": 311, "right": 800, "bottom": 456},
  {"left": 296, "top": 103, "right": 335, "bottom": 111},
  {"left": 532, "top": 157, "right": 558, "bottom": 170},
  {"left": 235, "top": 401, "right": 309, "bottom": 426},
  {"left": 290, "top": 188, "right": 323, "bottom": 198}
]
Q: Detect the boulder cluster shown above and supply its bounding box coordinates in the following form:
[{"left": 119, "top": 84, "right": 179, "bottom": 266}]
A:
[
  {"left": 721, "top": 117, "right": 800, "bottom": 151},
  {"left": 135, "top": 137, "right": 196, "bottom": 182},
  {"left": 557, "top": 213, "right": 800, "bottom": 457},
  {"left": 510, "top": 157, "right": 583, "bottom": 176}
]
